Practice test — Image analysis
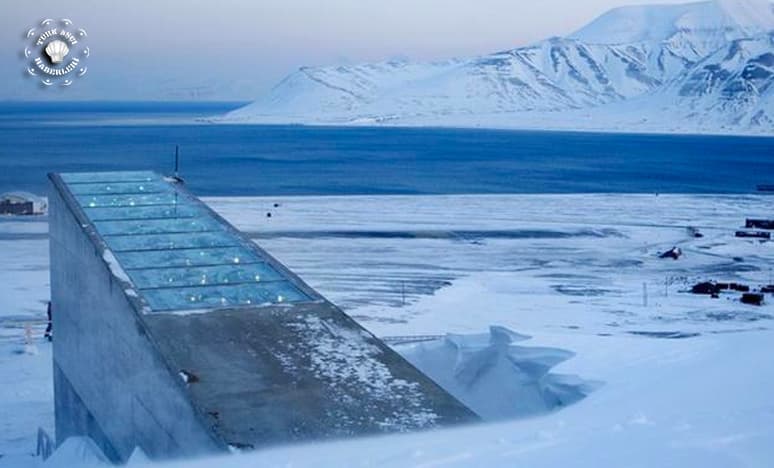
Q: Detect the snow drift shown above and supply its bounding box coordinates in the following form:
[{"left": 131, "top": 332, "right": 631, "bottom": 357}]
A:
[
  {"left": 395, "top": 326, "right": 599, "bottom": 420},
  {"left": 43, "top": 437, "right": 108, "bottom": 467}
]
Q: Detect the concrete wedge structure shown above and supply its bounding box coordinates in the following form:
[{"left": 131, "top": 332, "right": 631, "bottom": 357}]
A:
[{"left": 48, "top": 171, "right": 478, "bottom": 463}]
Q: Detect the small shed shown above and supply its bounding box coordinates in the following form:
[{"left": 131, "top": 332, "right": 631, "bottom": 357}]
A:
[
  {"left": 745, "top": 219, "right": 774, "bottom": 230},
  {"left": 0, "top": 192, "right": 47, "bottom": 215},
  {"left": 735, "top": 230, "right": 771, "bottom": 240}
]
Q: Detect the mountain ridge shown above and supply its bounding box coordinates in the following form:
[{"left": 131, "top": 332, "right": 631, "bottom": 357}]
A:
[{"left": 221, "top": 0, "right": 774, "bottom": 135}]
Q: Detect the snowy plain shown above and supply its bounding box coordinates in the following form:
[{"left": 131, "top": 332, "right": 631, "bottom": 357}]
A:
[{"left": 0, "top": 194, "right": 773, "bottom": 467}]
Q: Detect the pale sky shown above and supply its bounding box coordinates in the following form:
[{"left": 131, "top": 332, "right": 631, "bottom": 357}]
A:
[{"left": 1, "top": 0, "right": 691, "bottom": 101}]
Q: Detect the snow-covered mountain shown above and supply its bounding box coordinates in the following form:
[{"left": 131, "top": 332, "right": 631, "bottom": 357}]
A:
[
  {"left": 672, "top": 33, "right": 774, "bottom": 125},
  {"left": 221, "top": 0, "right": 774, "bottom": 135}
]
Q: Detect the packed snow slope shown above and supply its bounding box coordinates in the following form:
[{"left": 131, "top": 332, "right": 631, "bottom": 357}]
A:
[
  {"left": 221, "top": 0, "right": 774, "bottom": 135},
  {"left": 2, "top": 194, "right": 774, "bottom": 467}
]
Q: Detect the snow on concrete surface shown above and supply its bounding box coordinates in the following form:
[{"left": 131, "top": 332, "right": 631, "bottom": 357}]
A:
[
  {"left": 101, "top": 249, "right": 132, "bottom": 284},
  {"left": 1, "top": 194, "right": 773, "bottom": 466},
  {"left": 285, "top": 314, "right": 441, "bottom": 431}
]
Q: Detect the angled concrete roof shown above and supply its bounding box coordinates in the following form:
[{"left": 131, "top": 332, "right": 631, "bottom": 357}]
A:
[{"left": 49, "top": 171, "right": 477, "bottom": 460}]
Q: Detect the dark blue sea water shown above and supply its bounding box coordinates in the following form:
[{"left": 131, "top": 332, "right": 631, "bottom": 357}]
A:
[{"left": 1, "top": 102, "right": 772, "bottom": 196}]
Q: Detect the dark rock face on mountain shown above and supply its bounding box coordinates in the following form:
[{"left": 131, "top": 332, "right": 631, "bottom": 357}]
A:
[{"left": 223, "top": 1, "right": 774, "bottom": 134}]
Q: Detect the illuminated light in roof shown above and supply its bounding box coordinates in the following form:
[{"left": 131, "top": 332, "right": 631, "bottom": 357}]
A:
[{"left": 59, "top": 171, "right": 309, "bottom": 312}]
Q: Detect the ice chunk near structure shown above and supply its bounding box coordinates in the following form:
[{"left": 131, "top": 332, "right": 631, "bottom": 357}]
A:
[
  {"left": 47, "top": 171, "right": 477, "bottom": 464},
  {"left": 396, "top": 326, "right": 600, "bottom": 420},
  {"left": 44, "top": 437, "right": 109, "bottom": 467}
]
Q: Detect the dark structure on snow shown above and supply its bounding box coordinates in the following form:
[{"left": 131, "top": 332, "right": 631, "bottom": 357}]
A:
[
  {"left": 735, "top": 230, "right": 771, "bottom": 239},
  {"left": 0, "top": 199, "right": 32, "bottom": 215},
  {"left": 1, "top": 192, "right": 46, "bottom": 215},
  {"left": 48, "top": 171, "right": 477, "bottom": 463},
  {"left": 741, "top": 293, "right": 764, "bottom": 306},
  {"left": 745, "top": 219, "right": 774, "bottom": 230}
]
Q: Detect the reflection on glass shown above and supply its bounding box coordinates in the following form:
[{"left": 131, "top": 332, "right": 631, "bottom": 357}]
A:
[
  {"left": 60, "top": 171, "right": 157, "bottom": 184},
  {"left": 141, "top": 281, "right": 308, "bottom": 311},
  {"left": 96, "top": 217, "right": 223, "bottom": 236},
  {"left": 61, "top": 171, "right": 312, "bottom": 312},
  {"left": 106, "top": 232, "right": 239, "bottom": 252},
  {"left": 67, "top": 181, "right": 171, "bottom": 195},
  {"left": 76, "top": 193, "right": 182, "bottom": 208},
  {"left": 115, "top": 247, "right": 263, "bottom": 269},
  {"left": 127, "top": 263, "right": 284, "bottom": 289},
  {"left": 84, "top": 204, "right": 202, "bottom": 221}
]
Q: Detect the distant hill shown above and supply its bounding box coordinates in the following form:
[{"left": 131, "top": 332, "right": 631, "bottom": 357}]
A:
[{"left": 220, "top": 0, "right": 774, "bottom": 135}]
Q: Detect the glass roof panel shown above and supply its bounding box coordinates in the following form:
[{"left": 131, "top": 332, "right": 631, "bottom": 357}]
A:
[
  {"left": 115, "top": 247, "right": 263, "bottom": 269},
  {"left": 84, "top": 204, "right": 203, "bottom": 221},
  {"left": 67, "top": 180, "right": 172, "bottom": 196},
  {"left": 59, "top": 171, "right": 312, "bottom": 312},
  {"left": 127, "top": 263, "right": 284, "bottom": 289},
  {"left": 60, "top": 171, "right": 158, "bottom": 184},
  {"left": 141, "top": 281, "right": 308, "bottom": 311},
  {"left": 105, "top": 231, "right": 238, "bottom": 252},
  {"left": 75, "top": 192, "right": 183, "bottom": 208},
  {"left": 95, "top": 217, "right": 223, "bottom": 236}
]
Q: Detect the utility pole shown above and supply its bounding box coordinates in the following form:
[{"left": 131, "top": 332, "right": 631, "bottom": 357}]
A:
[
  {"left": 174, "top": 145, "right": 180, "bottom": 179},
  {"left": 170, "top": 145, "right": 185, "bottom": 184},
  {"left": 173, "top": 145, "right": 180, "bottom": 215}
]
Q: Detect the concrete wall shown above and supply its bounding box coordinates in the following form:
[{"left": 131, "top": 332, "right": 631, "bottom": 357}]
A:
[
  {"left": 48, "top": 179, "right": 224, "bottom": 463},
  {"left": 144, "top": 302, "right": 478, "bottom": 449},
  {"left": 48, "top": 173, "right": 478, "bottom": 463}
]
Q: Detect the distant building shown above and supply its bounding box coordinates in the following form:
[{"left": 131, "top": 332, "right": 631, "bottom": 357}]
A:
[
  {"left": 48, "top": 171, "right": 477, "bottom": 463},
  {"left": 0, "top": 191, "right": 47, "bottom": 215}
]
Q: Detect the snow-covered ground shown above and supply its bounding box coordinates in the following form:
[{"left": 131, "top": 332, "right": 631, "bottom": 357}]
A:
[{"left": 1, "top": 194, "right": 773, "bottom": 467}]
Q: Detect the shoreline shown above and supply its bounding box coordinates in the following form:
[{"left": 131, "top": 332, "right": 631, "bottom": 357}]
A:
[{"left": 209, "top": 116, "right": 774, "bottom": 139}]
